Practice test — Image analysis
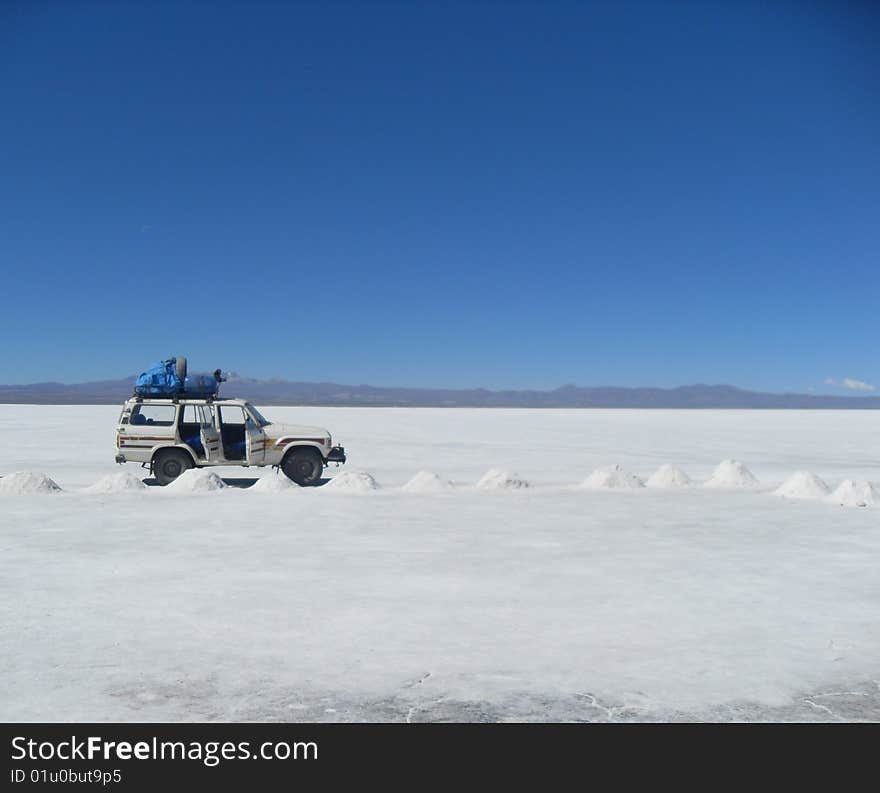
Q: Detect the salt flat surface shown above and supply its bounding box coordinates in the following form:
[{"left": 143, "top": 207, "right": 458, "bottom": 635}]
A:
[{"left": 1, "top": 405, "right": 879, "bottom": 722}]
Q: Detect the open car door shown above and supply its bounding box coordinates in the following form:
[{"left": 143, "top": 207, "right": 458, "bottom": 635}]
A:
[
  {"left": 199, "top": 405, "right": 223, "bottom": 461},
  {"left": 245, "top": 410, "right": 266, "bottom": 464}
]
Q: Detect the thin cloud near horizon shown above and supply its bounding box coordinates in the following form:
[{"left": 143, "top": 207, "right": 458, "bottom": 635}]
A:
[{"left": 824, "top": 378, "right": 875, "bottom": 392}]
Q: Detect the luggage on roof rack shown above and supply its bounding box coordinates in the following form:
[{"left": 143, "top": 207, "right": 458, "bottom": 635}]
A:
[
  {"left": 182, "top": 373, "right": 220, "bottom": 398},
  {"left": 134, "top": 357, "right": 187, "bottom": 395},
  {"left": 134, "top": 357, "right": 224, "bottom": 398}
]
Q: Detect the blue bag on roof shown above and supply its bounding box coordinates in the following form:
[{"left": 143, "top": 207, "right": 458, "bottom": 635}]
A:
[
  {"left": 134, "top": 357, "right": 223, "bottom": 397},
  {"left": 134, "top": 357, "right": 185, "bottom": 395},
  {"left": 182, "top": 373, "right": 220, "bottom": 398}
]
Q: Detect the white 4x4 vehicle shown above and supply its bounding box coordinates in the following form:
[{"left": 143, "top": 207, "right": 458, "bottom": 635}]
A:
[{"left": 115, "top": 396, "right": 346, "bottom": 486}]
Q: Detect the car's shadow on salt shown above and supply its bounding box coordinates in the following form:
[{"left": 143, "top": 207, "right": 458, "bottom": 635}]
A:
[
  {"left": 143, "top": 476, "right": 331, "bottom": 488},
  {"left": 219, "top": 477, "right": 260, "bottom": 488}
]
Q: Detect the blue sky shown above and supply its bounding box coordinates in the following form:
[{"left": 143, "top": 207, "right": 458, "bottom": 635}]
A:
[{"left": 1, "top": 1, "right": 878, "bottom": 392}]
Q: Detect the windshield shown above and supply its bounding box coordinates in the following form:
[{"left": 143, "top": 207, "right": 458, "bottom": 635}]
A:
[{"left": 246, "top": 403, "right": 271, "bottom": 427}]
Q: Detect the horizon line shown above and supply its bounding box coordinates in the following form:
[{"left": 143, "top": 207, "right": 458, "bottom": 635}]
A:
[{"left": 0, "top": 375, "right": 877, "bottom": 400}]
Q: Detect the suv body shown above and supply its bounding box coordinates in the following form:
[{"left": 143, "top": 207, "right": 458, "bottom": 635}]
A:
[{"left": 115, "top": 396, "right": 346, "bottom": 485}]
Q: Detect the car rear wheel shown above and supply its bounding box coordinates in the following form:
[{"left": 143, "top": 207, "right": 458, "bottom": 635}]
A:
[
  {"left": 153, "top": 448, "right": 194, "bottom": 485},
  {"left": 281, "top": 448, "right": 324, "bottom": 486}
]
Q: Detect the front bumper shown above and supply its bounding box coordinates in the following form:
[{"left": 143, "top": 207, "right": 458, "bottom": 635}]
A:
[{"left": 326, "top": 446, "right": 346, "bottom": 464}]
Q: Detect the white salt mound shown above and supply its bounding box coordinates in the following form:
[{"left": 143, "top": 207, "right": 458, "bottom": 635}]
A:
[
  {"left": 475, "top": 469, "right": 530, "bottom": 490},
  {"left": 773, "top": 471, "right": 830, "bottom": 500},
  {"left": 166, "top": 469, "right": 227, "bottom": 492},
  {"left": 582, "top": 463, "right": 644, "bottom": 490},
  {"left": 251, "top": 474, "right": 298, "bottom": 492},
  {"left": 0, "top": 471, "right": 62, "bottom": 495},
  {"left": 83, "top": 471, "right": 147, "bottom": 494},
  {"left": 825, "top": 479, "right": 878, "bottom": 508},
  {"left": 325, "top": 471, "right": 380, "bottom": 492},
  {"left": 645, "top": 464, "right": 691, "bottom": 488},
  {"left": 703, "top": 459, "right": 759, "bottom": 489},
  {"left": 402, "top": 471, "right": 453, "bottom": 493}
]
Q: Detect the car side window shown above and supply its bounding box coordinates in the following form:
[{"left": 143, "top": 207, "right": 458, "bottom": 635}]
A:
[
  {"left": 130, "top": 404, "right": 176, "bottom": 426},
  {"left": 199, "top": 406, "right": 214, "bottom": 428},
  {"left": 218, "top": 405, "right": 245, "bottom": 426}
]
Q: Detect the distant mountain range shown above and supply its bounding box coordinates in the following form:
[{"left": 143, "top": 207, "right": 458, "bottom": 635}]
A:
[{"left": 0, "top": 376, "right": 878, "bottom": 408}]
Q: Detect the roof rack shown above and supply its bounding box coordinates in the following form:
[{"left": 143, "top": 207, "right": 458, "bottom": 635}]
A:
[{"left": 129, "top": 392, "right": 224, "bottom": 403}]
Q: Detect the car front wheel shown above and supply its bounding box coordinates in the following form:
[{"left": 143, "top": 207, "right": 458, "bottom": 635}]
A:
[{"left": 281, "top": 448, "right": 324, "bottom": 486}]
